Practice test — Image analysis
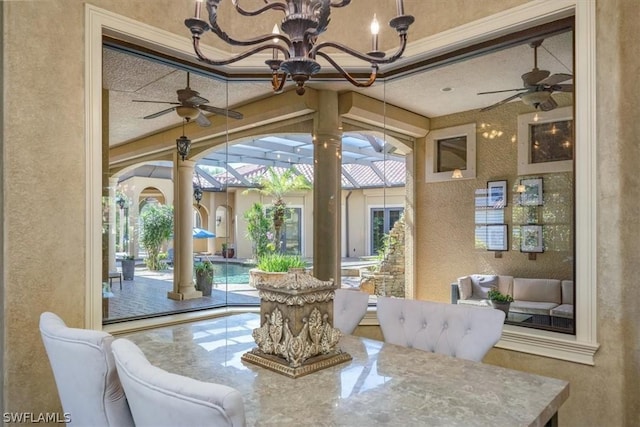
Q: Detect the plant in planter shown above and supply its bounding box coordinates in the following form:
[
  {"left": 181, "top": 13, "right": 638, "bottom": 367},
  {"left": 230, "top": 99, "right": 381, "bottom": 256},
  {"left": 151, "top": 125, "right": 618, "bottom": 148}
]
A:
[
  {"left": 221, "top": 243, "right": 235, "bottom": 259},
  {"left": 194, "top": 261, "right": 214, "bottom": 297},
  {"left": 487, "top": 287, "right": 514, "bottom": 317},
  {"left": 249, "top": 253, "right": 307, "bottom": 288},
  {"left": 257, "top": 253, "right": 306, "bottom": 272},
  {"left": 121, "top": 255, "right": 136, "bottom": 281}
]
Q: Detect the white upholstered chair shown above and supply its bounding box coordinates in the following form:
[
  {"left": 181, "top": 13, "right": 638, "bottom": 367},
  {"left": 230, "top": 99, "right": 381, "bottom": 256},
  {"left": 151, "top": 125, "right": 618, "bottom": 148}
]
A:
[
  {"left": 333, "top": 288, "right": 370, "bottom": 334},
  {"left": 38, "top": 312, "right": 134, "bottom": 427},
  {"left": 111, "top": 338, "right": 246, "bottom": 427},
  {"left": 376, "top": 297, "right": 505, "bottom": 362}
]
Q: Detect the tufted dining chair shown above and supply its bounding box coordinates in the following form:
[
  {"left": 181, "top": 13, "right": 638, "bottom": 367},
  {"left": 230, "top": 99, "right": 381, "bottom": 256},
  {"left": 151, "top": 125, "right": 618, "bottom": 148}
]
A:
[
  {"left": 377, "top": 297, "right": 505, "bottom": 362},
  {"left": 111, "top": 338, "right": 246, "bottom": 427},
  {"left": 39, "top": 312, "right": 134, "bottom": 427},
  {"left": 333, "top": 288, "right": 370, "bottom": 334}
]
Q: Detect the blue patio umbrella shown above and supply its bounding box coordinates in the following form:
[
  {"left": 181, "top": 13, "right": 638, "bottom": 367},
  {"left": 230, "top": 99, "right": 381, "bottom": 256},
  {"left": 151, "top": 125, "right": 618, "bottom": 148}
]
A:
[{"left": 193, "top": 228, "right": 215, "bottom": 239}]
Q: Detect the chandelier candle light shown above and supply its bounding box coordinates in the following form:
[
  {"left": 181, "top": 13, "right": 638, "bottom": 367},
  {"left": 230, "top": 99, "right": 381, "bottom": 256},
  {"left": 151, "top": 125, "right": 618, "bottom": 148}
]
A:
[{"left": 185, "top": 0, "right": 414, "bottom": 95}]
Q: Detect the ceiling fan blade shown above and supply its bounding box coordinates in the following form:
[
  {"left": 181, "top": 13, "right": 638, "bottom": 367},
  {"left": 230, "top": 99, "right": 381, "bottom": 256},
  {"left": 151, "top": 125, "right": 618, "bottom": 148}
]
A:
[
  {"left": 477, "top": 88, "right": 527, "bottom": 95},
  {"left": 479, "top": 93, "right": 523, "bottom": 112},
  {"left": 177, "top": 88, "right": 209, "bottom": 105},
  {"left": 552, "top": 83, "right": 574, "bottom": 93},
  {"left": 198, "top": 104, "right": 244, "bottom": 120},
  {"left": 538, "top": 73, "right": 573, "bottom": 86},
  {"left": 143, "top": 107, "right": 176, "bottom": 120},
  {"left": 195, "top": 112, "right": 212, "bottom": 127},
  {"left": 133, "top": 100, "right": 180, "bottom": 105}
]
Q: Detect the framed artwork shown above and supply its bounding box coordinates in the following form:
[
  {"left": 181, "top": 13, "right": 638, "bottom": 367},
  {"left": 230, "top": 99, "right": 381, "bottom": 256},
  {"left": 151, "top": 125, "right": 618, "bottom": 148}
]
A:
[
  {"left": 519, "top": 178, "right": 543, "bottom": 206},
  {"left": 520, "top": 225, "right": 544, "bottom": 253},
  {"left": 486, "top": 224, "right": 508, "bottom": 251},
  {"left": 517, "top": 106, "right": 573, "bottom": 175},
  {"left": 487, "top": 180, "right": 508, "bottom": 208}
]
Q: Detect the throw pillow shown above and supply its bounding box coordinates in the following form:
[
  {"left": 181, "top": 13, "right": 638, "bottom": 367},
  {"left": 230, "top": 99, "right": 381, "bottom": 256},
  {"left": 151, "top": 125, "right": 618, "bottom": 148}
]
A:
[
  {"left": 457, "top": 276, "right": 472, "bottom": 300},
  {"left": 470, "top": 275, "right": 498, "bottom": 299}
]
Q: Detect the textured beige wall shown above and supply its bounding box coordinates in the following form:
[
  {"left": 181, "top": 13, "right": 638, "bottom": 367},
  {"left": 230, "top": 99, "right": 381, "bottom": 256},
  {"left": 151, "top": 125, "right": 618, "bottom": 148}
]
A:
[
  {"left": 3, "top": 1, "right": 640, "bottom": 426},
  {"left": 415, "top": 96, "right": 574, "bottom": 303}
]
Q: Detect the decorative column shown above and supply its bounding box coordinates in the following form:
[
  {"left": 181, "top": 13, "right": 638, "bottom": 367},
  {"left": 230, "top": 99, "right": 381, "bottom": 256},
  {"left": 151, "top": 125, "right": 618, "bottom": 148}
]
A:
[
  {"left": 168, "top": 156, "right": 202, "bottom": 300},
  {"left": 313, "top": 91, "right": 342, "bottom": 283},
  {"left": 108, "top": 177, "right": 118, "bottom": 273}
]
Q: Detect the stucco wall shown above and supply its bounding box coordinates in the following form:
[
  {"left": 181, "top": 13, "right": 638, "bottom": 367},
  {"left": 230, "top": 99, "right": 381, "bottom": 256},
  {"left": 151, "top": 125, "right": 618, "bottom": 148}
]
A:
[{"left": 3, "top": 1, "right": 640, "bottom": 426}]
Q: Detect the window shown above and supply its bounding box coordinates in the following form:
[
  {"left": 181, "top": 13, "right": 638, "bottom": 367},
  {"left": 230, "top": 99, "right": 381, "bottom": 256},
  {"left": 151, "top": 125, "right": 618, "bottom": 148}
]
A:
[
  {"left": 517, "top": 107, "right": 573, "bottom": 175},
  {"left": 426, "top": 123, "right": 477, "bottom": 182},
  {"left": 371, "top": 207, "right": 404, "bottom": 255}
]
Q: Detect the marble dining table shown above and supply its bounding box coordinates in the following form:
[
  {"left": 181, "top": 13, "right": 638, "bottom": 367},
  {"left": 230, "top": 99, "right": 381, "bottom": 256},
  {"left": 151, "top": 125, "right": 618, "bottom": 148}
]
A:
[{"left": 122, "top": 313, "right": 568, "bottom": 427}]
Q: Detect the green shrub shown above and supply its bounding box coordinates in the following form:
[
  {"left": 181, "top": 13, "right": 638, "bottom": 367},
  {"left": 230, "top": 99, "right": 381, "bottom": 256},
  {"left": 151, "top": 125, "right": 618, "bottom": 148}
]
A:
[{"left": 256, "top": 253, "right": 306, "bottom": 272}]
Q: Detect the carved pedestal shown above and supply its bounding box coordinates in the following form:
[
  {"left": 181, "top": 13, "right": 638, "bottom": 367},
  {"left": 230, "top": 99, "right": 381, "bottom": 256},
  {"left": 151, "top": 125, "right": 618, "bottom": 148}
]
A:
[{"left": 242, "top": 269, "right": 352, "bottom": 378}]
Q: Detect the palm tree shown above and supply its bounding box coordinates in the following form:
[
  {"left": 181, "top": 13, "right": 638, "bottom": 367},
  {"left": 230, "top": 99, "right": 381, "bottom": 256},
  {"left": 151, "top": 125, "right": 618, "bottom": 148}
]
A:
[{"left": 243, "top": 167, "right": 311, "bottom": 252}]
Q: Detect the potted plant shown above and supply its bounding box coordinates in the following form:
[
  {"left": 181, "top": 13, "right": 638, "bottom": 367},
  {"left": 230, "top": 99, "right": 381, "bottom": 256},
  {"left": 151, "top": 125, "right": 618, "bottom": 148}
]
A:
[
  {"left": 221, "top": 243, "right": 235, "bottom": 259},
  {"left": 121, "top": 255, "right": 136, "bottom": 281},
  {"left": 249, "top": 253, "right": 307, "bottom": 287},
  {"left": 194, "top": 261, "right": 214, "bottom": 296},
  {"left": 487, "top": 287, "right": 514, "bottom": 317}
]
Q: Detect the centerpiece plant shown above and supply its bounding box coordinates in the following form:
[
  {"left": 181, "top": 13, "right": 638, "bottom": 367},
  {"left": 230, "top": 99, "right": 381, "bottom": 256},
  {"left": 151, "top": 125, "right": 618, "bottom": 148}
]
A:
[{"left": 256, "top": 253, "right": 306, "bottom": 273}]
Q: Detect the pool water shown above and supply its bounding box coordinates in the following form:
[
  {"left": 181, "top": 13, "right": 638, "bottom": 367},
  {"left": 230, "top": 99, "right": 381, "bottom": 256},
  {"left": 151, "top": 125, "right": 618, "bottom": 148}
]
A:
[{"left": 212, "top": 263, "right": 253, "bottom": 285}]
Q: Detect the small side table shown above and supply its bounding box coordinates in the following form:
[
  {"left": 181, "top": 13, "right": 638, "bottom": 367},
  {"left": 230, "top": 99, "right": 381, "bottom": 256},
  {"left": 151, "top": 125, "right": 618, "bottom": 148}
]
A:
[{"left": 108, "top": 272, "right": 123, "bottom": 290}]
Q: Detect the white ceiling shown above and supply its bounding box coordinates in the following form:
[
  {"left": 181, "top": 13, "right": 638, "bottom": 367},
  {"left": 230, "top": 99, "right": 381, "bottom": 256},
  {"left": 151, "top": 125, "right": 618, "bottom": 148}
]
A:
[{"left": 103, "top": 30, "right": 572, "bottom": 149}]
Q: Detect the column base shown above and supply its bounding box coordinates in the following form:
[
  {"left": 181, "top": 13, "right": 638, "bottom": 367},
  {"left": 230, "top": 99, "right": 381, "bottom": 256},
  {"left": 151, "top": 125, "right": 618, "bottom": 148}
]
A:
[{"left": 167, "top": 290, "right": 203, "bottom": 301}]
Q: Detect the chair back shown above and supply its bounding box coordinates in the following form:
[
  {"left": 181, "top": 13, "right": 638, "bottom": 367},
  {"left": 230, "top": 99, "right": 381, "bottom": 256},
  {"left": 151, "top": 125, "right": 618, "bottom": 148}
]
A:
[
  {"left": 39, "top": 312, "right": 134, "bottom": 427},
  {"left": 377, "top": 297, "right": 505, "bottom": 362},
  {"left": 111, "top": 338, "right": 246, "bottom": 427},
  {"left": 333, "top": 288, "right": 369, "bottom": 334}
]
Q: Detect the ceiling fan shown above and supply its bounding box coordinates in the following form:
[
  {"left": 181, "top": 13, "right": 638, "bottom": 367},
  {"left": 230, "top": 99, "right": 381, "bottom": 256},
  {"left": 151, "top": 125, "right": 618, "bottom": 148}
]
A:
[
  {"left": 478, "top": 40, "right": 573, "bottom": 112},
  {"left": 133, "top": 72, "right": 243, "bottom": 127}
]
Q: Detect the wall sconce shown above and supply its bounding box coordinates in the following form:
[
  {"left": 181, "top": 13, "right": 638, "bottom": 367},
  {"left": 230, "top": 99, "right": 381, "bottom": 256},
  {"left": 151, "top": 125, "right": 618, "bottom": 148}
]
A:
[
  {"left": 193, "top": 186, "right": 203, "bottom": 206},
  {"left": 216, "top": 216, "right": 222, "bottom": 227},
  {"left": 451, "top": 169, "right": 463, "bottom": 179},
  {"left": 516, "top": 184, "right": 526, "bottom": 193}
]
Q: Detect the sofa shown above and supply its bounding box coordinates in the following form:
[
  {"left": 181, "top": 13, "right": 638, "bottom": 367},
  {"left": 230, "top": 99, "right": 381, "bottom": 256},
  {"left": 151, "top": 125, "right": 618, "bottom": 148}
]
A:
[{"left": 451, "top": 274, "right": 574, "bottom": 321}]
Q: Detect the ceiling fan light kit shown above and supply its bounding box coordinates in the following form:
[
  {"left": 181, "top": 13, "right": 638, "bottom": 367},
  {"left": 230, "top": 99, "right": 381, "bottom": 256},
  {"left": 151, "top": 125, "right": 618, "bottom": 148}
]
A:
[
  {"left": 184, "top": 0, "right": 414, "bottom": 95},
  {"left": 478, "top": 39, "right": 573, "bottom": 112},
  {"left": 132, "top": 71, "right": 244, "bottom": 129},
  {"left": 176, "top": 105, "right": 201, "bottom": 121}
]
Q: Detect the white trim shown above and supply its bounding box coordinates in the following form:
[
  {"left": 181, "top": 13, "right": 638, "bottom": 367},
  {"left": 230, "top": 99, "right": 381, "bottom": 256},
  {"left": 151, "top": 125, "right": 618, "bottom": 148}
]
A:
[
  {"left": 573, "top": 0, "right": 598, "bottom": 348},
  {"left": 85, "top": 6, "right": 105, "bottom": 329},
  {"left": 517, "top": 107, "right": 573, "bottom": 175},
  {"left": 425, "top": 123, "right": 477, "bottom": 182},
  {"left": 498, "top": 325, "right": 599, "bottom": 366},
  {"left": 400, "top": 0, "right": 576, "bottom": 67}
]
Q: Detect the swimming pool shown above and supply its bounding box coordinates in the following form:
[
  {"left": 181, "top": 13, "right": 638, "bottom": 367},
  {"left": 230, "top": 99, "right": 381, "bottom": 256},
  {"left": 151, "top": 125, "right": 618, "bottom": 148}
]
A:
[{"left": 212, "top": 262, "right": 253, "bottom": 285}]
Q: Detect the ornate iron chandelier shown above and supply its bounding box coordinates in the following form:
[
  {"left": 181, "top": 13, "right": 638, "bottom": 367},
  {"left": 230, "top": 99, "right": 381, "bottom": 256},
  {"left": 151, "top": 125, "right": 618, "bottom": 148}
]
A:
[{"left": 185, "top": 0, "right": 414, "bottom": 95}]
